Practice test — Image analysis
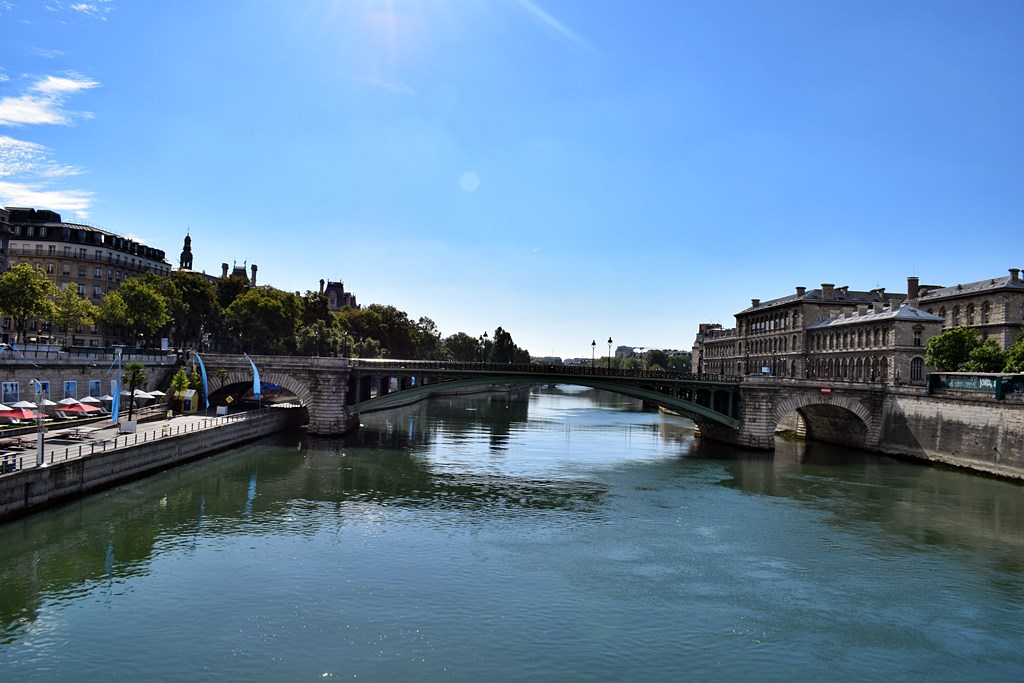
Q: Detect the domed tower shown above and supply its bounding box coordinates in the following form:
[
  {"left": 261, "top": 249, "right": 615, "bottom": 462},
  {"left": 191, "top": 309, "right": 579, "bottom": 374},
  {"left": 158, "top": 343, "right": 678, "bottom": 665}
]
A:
[{"left": 179, "top": 232, "right": 193, "bottom": 270}]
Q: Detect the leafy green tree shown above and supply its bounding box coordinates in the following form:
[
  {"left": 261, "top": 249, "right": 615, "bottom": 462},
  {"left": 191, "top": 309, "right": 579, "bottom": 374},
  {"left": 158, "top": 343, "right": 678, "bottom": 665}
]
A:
[
  {"left": 99, "top": 277, "right": 170, "bottom": 346},
  {"left": 96, "top": 290, "right": 129, "bottom": 338},
  {"left": 217, "top": 271, "right": 252, "bottom": 310},
  {"left": 300, "top": 291, "right": 332, "bottom": 327},
  {"left": 225, "top": 287, "right": 299, "bottom": 354},
  {"left": 645, "top": 349, "right": 669, "bottom": 370},
  {"left": 169, "top": 271, "right": 220, "bottom": 349},
  {"left": 925, "top": 327, "right": 982, "bottom": 372},
  {"left": 124, "top": 362, "right": 146, "bottom": 422},
  {"left": 50, "top": 286, "right": 97, "bottom": 346},
  {"left": 0, "top": 263, "right": 58, "bottom": 343},
  {"left": 296, "top": 319, "right": 346, "bottom": 357},
  {"left": 666, "top": 354, "right": 692, "bottom": 373},
  {"left": 416, "top": 316, "right": 447, "bottom": 360},
  {"left": 214, "top": 367, "right": 230, "bottom": 388},
  {"left": 170, "top": 366, "right": 189, "bottom": 414},
  {"left": 337, "top": 304, "right": 418, "bottom": 358},
  {"left": 1003, "top": 335, "right": 1024, "bottom": 372},
  {"left": 443, "top": 332, "right": 481, "bottom": 361},
  {"left": 963, "top": 339, "right": 1006, "bottom": 373},
  {"left": 621, "top": 356, "right": 643, "bottom": 370}
]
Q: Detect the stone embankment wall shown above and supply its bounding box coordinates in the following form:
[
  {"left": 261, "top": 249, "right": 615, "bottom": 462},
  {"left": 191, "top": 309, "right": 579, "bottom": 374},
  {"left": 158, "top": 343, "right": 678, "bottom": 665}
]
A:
[
  {"left": 880, "top": 392, "right": 1024, "bottom": 480},
  {"left": 0, "top": 408, "right": 303, "bottom": 521}
]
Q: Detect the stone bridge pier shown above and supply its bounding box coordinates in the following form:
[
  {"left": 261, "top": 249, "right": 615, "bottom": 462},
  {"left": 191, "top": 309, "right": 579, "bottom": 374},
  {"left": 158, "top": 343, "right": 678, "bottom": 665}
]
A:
[{"left": 697, "top": 378, "right": 887, "bottom": 450}]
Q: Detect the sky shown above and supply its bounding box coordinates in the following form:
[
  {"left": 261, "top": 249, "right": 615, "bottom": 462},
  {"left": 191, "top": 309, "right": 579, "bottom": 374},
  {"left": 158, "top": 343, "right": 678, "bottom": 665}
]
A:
[{"left": 1, "top": 0, "right": 1022, "bottom": 359}]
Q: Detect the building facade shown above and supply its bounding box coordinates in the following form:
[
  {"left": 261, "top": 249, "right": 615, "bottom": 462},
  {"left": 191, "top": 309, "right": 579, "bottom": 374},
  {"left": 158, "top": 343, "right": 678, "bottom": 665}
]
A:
[
  {"left": 914, "top": 270, "right": 1024, "bottom": 349},
  {"left": 693, "top": 269, "right": 1024, "bottom": 386},
  {"left": 3, "top": 207, "right": 171, "bottom": 347}
]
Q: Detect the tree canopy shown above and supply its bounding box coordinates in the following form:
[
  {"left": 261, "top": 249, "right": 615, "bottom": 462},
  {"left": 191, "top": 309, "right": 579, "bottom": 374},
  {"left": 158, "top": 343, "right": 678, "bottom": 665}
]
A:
[
  {"left": 925, "top": 327, "right": 982, "bottom": 372},
  {"left": 0, "top": 263, "right": 58, "bottom": 343}
]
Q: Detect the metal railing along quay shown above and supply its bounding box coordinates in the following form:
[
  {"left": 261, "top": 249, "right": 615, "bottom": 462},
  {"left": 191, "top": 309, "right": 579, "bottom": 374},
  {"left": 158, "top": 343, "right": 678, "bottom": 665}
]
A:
[{"left": 0, "top": 406, "right": 287, "bottom": 474}]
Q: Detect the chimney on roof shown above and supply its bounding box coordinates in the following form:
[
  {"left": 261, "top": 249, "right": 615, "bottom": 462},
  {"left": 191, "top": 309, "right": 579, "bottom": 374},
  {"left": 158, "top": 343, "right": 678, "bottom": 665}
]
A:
[
  {"left": 250, "top": 263, "right": 258, "bottom": 286},
  {"left": 221, "top": 263, "right": 229, "bottom": 278},
  {"left": 1011, "top": 268, "right": 1021, "bottom": 283},
  {"left": 320, "top": 278, "right": 325, "bottom": 294},
  {"left": 871, "top": 287, "right": 886, "bottom": 299},
  {"left": 822, "top": 283, "right": 835, "bottom": 300},
  {"left": 751, "top": 299, "right": 760, "bottom": 308},
  {"left": 907, "top": 276, "right": 920, "bottom": 300},
  {"left": 796, "top": 286, "right": 806, "bottom": 297}
]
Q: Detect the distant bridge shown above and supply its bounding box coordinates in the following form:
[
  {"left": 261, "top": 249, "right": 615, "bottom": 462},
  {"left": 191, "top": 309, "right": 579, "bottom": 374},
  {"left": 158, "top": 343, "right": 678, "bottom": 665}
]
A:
[{"left": 199, "top": 355, "right": 893, "bottom": 450}]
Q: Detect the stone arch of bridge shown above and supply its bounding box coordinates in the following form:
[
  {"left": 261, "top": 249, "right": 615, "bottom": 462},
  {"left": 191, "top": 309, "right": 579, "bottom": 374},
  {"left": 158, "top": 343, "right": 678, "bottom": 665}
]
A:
[
  {"left": 770, "top": 392, "right": 878, "bottom": 449},
  {"left": 211, "top": 369, "right": 315, "bottom": 408}
]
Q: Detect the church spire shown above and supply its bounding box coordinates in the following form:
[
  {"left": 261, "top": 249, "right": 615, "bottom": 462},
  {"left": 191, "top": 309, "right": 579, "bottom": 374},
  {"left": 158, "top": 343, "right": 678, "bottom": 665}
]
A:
[{"left": 179, "top": 230, "right": 193, "bottom": 270}]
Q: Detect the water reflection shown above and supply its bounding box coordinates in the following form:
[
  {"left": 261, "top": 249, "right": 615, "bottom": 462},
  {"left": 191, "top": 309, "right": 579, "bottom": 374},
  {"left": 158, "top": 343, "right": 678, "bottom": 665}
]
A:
[{"left": 1, "top": 387, "right": 1023, "bottom": 676}]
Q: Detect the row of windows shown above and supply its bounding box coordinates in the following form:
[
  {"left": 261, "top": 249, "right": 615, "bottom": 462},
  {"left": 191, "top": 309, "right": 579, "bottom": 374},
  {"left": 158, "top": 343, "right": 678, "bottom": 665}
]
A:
[
  {"left": 742, "top": 310, "right": 800, "bottom": 335},
  {"left": 812, "top": 327, "right": 890, "bottom": 351},
  {"left": 16, "top": 245, "right": 169, "bottom": 273},
  {"left": 931, "top": 303, "right": 991, "bottom": 327},
  {"left": 930, "top": 301, "right": 1024, "bottom": 326},
  {"left": 11, "top": 260, "right": 150, "bottom": 285}
]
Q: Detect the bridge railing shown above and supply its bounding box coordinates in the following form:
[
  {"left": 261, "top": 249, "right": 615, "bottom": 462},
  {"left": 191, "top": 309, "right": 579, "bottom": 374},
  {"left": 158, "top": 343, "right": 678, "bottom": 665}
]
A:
[{"left": 349, "top": 359, "right": 739, "bottom": 383}]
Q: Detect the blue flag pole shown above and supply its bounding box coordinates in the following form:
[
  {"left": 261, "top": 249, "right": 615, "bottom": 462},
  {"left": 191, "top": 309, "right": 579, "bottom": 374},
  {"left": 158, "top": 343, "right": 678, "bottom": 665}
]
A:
[
  {"left": 111, "top": 349, "right": 122, "bottom": 424},
  {"left": 244, "top": 354, "right": 261, "bottom": 408},
  {"left": 193, "top": 353, "right": 210, "bottom": 411}
]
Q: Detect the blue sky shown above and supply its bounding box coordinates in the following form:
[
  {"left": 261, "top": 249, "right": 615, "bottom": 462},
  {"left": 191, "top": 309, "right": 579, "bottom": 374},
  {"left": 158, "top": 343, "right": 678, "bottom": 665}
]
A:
[{"left": 1, "top": 1, "right": 1022, "bottom": 359}]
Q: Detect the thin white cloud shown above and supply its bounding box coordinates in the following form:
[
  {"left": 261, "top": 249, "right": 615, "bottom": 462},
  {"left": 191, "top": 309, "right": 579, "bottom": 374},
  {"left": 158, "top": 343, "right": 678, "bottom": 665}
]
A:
[
  {"left": 32, "top": 74, "right": 99, "bottom": 94},
  {"left": 0, "top": 135, "right": 82, "bottom": 178},
  {"left": 349, "top": 75, "right": 419, "bottom": 97},
  {"left": 0, "top": 72, "right": 98, "bottom": 126},
  {"left": 30, "top": 47, "right": 66, "bottom": 59},
  {"left": 513, "top": 0, "right": 591, "bottom": 51},
  {"left": 0, "top": 179, "right": 93, "bottom": 215},
  {"left": 43, "top": 0, "right": 113, "bottom": 20}
]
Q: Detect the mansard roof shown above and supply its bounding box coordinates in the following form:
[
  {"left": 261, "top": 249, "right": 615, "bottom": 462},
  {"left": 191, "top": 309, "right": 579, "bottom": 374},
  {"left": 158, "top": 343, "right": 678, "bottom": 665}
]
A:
[
  {"left": 918, "top": 274, "right": 1024, "bottom": 302},
  {"left": 738, "top": 287, "right": 905, "bottom": 315},
  {"left": 806, "top": 304, "right": 944, "bottom": 330}
]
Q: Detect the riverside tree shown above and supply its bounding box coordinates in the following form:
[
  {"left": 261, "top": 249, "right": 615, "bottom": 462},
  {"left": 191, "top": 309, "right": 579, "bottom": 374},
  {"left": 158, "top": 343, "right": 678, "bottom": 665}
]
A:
[
  {"left": 51, "top": 286, "right": 98, "bottom": 347},
  {"left": 925, "top": 327, "right": 983, "bottom": 371},
  {"left": 0, "top": 263, "right": 58, "bottom": 343}
]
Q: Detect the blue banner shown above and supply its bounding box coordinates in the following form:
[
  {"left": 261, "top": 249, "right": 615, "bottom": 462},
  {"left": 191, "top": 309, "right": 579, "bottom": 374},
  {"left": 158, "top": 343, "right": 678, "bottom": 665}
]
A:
[
  {"left": 245, "top": 354, "right": 261, "bottom": 401},
  {"left": 193, "top": 353, "right": 211, "bottom": 410},
  {"left": 111, "top": 353, "right": 122, "bottom": 422}
]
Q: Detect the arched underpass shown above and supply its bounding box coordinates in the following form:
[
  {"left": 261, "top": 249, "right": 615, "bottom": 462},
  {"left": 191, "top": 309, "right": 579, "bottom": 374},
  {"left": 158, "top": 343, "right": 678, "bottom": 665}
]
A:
[{"left": 776, "top": 404, "right": 869, "bottom": 450}]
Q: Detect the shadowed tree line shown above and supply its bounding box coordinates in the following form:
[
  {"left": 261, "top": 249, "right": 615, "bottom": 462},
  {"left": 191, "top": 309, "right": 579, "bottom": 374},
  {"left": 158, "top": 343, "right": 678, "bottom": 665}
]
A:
[{"left": 0, "top": 263, "right": 531, "bottom": 361}]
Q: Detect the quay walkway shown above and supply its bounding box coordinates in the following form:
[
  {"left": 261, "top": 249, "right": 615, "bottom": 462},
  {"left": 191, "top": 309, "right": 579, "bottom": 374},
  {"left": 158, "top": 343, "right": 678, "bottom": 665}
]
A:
[{"left": 0, "top": 406, "right": 297, "bottom": 475}]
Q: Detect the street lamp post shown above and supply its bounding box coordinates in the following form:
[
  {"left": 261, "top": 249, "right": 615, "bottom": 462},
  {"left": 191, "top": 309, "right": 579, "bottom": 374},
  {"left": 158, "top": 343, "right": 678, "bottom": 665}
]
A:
[
  {"left": 591, "top": 340, "right": 596, "bottom": 368},
  {"left": 607, "top": 337, "right": 613, "bottom": 370},
  {"left": 480, "top": 331, "right": 488, "bottom": 363}
]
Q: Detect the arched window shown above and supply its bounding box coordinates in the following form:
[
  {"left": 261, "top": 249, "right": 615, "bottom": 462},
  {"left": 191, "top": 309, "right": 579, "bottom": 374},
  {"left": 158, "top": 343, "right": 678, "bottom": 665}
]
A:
[
  {"left": 939, "top": 307, "right": 946, "bottom": 328},
  {"left": 910, "top": 357, "right": 924, "bottom": 381},
  {"left": 952, "top": 305, "right": 961, "bottom": 327},
  {"left": 967, "top": 304, "right": 975, "bottom": 325},
  {"left": 982, "top": 302, "right": 991, "bottom": 324}
]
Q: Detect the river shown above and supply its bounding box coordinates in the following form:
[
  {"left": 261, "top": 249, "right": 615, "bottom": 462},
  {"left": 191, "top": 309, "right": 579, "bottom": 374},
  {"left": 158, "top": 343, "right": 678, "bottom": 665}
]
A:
[{"left": 1, "top": 386, "right": 1022, "bottom": 681}]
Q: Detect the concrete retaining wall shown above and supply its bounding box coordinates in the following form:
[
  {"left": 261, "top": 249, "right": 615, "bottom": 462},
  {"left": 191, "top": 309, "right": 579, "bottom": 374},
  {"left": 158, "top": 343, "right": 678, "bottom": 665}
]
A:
[{"left": 0, "top": 408, "right": 302, "bottom": 520}]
